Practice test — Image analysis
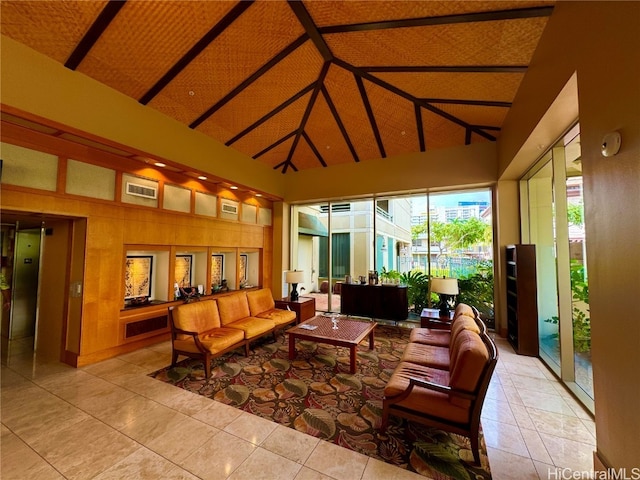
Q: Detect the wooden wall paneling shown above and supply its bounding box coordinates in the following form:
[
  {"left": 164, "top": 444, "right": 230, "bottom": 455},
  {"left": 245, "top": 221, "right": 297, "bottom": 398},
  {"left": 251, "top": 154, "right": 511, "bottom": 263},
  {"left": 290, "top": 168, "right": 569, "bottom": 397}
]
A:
[
  {"left": 169, "top": 245, "right": 178, "bottom": 300},
  {"left": 263, "top": 226, "right": 273, "bottom": 290},
  {"left": 82, "top": 215, "right": 126, "bottom": 354},
  {"left": 0, "top": 121, "right": 274, "bottom": 366},
  {"left": 57, "top": 156, "right": 68, "bottom": 193},
  {"left": 65, "top": 217, "right": 87, "bottom": 358}
]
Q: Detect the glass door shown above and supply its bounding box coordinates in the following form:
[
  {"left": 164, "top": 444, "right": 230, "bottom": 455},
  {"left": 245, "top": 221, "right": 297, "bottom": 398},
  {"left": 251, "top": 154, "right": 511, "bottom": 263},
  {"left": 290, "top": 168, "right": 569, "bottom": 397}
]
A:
[
  {"left": 525, "top": 155, "right": 561, "bottom": 371},
  {"left": 521, "top": 123, "right": 593, "bottom": 411}
]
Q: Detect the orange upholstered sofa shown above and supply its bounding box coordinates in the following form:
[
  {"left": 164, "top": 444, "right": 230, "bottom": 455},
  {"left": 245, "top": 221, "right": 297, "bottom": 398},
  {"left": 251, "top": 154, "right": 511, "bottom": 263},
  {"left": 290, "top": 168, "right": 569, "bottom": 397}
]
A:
[
  {"left": 168, "top": 288, "right": 296, "bottom": 378},
  {"left": 381, "top": 303, "right": 498, "bottom": 464}
]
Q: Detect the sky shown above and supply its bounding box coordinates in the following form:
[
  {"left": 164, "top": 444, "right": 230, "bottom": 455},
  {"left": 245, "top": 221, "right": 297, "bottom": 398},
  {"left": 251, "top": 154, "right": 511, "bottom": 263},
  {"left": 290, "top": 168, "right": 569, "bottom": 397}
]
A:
[{"left": 410, "top": 190, "right": 491, "bottom": 214}]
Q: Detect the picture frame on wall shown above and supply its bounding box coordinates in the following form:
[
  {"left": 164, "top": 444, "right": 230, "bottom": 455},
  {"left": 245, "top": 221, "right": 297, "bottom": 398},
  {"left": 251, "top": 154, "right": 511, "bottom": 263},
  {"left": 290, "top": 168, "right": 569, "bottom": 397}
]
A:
[
  {"left": 124, "top": 255, "right": 153, "bottom": 299},
  {"left": 175, "top": 254, "right": 193, "bottom": 288},
  {"left": 211, "top": 254, "right": 224, "bottom": 292},
  {"left": 240, "top": 254, "right": 248, "bottom": 283}
]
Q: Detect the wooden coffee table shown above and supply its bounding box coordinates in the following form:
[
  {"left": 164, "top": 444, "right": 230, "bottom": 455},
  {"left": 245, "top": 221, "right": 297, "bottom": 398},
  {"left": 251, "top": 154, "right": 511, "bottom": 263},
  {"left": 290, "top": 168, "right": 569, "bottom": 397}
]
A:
[{"left": 286, "top": 315, "right": 377, "bottom": 374}]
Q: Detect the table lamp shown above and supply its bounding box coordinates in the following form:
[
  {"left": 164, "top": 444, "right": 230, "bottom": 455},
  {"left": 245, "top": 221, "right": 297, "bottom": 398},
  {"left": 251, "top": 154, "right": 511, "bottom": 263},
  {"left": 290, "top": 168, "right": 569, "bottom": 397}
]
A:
[
  {"left": 286, "top": 270, "right": 304, "bottom": 301},
  {"left": 430, "top": 277, "right": 459, "bottom": 317}
]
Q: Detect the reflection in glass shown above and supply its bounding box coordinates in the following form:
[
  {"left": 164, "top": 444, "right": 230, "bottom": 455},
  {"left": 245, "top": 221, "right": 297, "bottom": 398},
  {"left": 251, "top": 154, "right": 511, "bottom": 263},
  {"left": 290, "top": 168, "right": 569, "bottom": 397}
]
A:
[{"left": 528, "top": 158, "right": 560, "bottom": 369}]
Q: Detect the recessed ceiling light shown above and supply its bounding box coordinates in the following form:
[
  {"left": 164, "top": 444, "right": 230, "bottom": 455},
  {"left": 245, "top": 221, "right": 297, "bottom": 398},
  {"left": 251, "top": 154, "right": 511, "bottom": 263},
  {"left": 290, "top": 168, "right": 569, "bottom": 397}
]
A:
[
  {"left": 198, "top": 175, "right": 207, "bottom": 180},
  {"left": 154, "top": 162, "right": 166, "bottom": 167},
  {"left": 255, "top": 193, "right": 262, "bottom": 197},
  {"left": 401, "top": 130, "right": 406, "bottom": 136},
  {"left": 230, "top": 185, "right": 238, "bottom": 190},
  {"left": 188, "top": 90, "right": 195, "bottom": 96}
]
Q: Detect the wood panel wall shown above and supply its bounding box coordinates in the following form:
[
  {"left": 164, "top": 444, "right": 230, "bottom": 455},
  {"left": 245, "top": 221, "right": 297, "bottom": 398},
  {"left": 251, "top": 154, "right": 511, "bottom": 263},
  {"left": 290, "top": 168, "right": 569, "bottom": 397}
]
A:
[{"left": 0, "top": 118, "right": 274, "bottom": 366}]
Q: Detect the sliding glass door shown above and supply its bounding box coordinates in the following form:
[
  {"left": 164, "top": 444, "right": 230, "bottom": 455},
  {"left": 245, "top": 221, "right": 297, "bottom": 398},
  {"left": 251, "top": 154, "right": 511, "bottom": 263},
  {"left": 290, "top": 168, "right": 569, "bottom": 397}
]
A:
[{"left": 521, "top": 123, "right": 593, "bottom": 410}]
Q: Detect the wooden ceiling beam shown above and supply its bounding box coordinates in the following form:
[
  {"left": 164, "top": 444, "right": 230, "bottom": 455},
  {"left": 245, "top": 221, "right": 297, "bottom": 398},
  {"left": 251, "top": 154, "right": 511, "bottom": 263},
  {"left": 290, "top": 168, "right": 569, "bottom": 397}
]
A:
[
  {"left": 415, "top": 104, "right": 425, "bottom": 152},
  {"left": 319, "top": 6, "right": 554, "bottom": 33},
  {"left": 288, "top": 1, "right": 333, "bottom": 61},
  {"left": 354, "top": 74, "right": 385, "bottom": 159},
  {"left": 301, "top": 130, "right": 327, "bottom": 167},
  {"left": 423, "top": 99, "right": 512, "bottom": 108},
  {"left": 190, "top": 34, "right": 308, "bottom": 129},
  {"left": 320, "top": 85, "right": 359, "bottom": 163},
  {"left": 474, "top": 125, "right": 502, "bottom": 131},
  {"left": 254, "top": 131, "right": 296, "bottom": 159},
  {"left": 336, "top": 58, "right": 496, "bottom": 141},
  {"left": 225, "top": 82, "right": 316, "bottom": 146},
  {"left": 286, "top": 61, "right": 331, "bottom": 163},
  {"left": 65, "top": 0, "right": 126, "bottom": 70},
  {"left": 140, "top": 1, "right": 255, "bottom": 105},
  {"left": 361, "top": 65, "right": 527, "bottom": 73}
]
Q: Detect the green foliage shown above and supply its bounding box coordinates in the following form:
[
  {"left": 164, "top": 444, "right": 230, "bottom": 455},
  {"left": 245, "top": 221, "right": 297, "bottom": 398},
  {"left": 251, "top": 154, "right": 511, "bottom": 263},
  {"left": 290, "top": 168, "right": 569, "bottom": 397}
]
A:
[
  {"left": 379, "top": 266, "right": 402, "bottom": 282},
  {"left": 567, "top": 202, "right": 584, "bottom": 227},
  {"left": 457, "top": 261, "right": 494, "bottom": 319},
  {"left": 411, "top": 223, "right": 427, "bottom": 240},
  {"left": 446, "top": 217, "right": 488, "bottom": 252},
  {"left": 400, "top": 270, "right": 430, "bottom": 314},
  {"left": 418, "top": 218, "right": 490, "bottom": 258},
  {"left": 544, "top": 260, "right": 591, "bottom": 353}
]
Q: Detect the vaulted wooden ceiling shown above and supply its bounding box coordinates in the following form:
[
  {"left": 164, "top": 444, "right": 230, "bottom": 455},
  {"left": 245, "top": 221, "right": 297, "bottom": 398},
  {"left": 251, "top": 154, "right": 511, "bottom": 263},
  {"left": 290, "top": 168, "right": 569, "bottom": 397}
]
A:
[{"left": 1, "top": 1, "right": 554, "bottom": 174}]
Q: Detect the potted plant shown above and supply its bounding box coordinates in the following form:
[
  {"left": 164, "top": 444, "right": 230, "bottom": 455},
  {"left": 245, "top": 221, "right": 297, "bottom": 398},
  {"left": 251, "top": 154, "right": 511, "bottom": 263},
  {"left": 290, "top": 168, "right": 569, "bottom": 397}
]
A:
[{"left": 400, "top": 270, "right": 430, "bottom": 314}]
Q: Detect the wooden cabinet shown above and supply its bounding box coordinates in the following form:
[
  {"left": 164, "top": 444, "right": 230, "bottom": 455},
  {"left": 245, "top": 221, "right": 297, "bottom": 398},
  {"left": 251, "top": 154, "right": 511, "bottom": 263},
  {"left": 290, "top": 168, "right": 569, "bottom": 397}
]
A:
[
  {"left": 340, "top": 283, "right": 408, "bottom": 321},
  {"left": 506, "top": 244, "right": 539, "bottom": 356},
  {"left": 275, "top": 296, "right": 316, "bottom": 324}
]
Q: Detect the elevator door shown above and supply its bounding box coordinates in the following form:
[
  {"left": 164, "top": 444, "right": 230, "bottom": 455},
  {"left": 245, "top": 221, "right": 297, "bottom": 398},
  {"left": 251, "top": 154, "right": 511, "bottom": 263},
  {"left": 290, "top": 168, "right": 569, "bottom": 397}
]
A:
[{"left": 10, "top": 229, "right": 41, "bottom": 340}]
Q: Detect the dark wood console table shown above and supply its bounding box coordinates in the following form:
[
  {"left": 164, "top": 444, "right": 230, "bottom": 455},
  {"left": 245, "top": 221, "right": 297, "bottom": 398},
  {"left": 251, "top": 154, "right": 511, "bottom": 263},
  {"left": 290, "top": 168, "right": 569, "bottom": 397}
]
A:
[
  {"left": 340, "top": 283, "right": 408, "bottom": 321},
  {"left": 275, "top": 296, "right": 316, "bottom": 324}
]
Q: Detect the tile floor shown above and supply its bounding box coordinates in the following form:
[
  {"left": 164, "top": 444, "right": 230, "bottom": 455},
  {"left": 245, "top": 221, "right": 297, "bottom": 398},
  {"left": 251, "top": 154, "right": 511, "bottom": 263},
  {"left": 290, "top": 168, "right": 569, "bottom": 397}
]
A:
[{"left": 1, "top": 333, "right": 596, "bottom": 480}]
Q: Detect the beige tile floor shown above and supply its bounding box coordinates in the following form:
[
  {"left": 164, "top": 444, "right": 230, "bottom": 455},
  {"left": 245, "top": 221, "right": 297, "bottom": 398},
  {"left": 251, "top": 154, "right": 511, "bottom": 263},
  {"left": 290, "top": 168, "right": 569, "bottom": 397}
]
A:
[{"left": 1, "top": 334, "right": 596, "bottom": 480}]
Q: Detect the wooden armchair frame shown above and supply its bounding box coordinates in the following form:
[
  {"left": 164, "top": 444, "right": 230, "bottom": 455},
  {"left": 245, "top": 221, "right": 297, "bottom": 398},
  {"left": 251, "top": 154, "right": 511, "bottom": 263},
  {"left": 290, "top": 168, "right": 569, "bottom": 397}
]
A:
[
  {"left": 168, "top": 306, "right": 247, "bottom": 379},
  {"left": 381, "top": 328, "right": 498, "bottom": 464}
]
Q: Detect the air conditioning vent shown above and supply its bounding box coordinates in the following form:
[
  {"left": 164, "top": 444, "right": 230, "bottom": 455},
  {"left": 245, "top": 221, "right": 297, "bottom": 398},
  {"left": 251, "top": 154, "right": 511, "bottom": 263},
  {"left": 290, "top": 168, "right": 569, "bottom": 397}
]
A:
[
  {"left": 126, "top": 182, "right": 157, "bottom": 199},
  {"left": 221, "top": 202, "right": 238, "bottom": 214}
]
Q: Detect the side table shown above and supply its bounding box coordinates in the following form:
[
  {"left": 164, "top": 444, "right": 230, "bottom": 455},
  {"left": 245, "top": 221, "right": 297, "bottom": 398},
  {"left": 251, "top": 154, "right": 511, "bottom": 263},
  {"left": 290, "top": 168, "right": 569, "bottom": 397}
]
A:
[
  {"left": 420, "top": 308, "right": 454, "bottom": 329},
  {"left": 275, "top": 296, "right": 316, "bottom": 324}
]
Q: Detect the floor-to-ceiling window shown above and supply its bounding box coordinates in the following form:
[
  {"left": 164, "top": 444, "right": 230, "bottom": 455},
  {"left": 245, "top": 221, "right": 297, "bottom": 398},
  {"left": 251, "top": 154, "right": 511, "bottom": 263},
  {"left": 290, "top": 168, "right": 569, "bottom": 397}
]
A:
[
  {"left": 521, "top": 123, "right": 593, "bottom": 411},
  {"left": 291, "top": 188, "right": 493, "bottom": 324},
  {"left": 526, "top": 155, "right": 561, "bottom": 369}
]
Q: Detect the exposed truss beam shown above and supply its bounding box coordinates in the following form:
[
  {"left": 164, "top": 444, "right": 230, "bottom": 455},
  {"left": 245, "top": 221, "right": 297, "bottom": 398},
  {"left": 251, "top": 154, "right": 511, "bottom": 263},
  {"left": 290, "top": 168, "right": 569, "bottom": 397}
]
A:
[
  {"left": 65, "top": 0, "right": 126, "bottom": 70},
  {"left": 336, "top": 59, "right": 496, "bottom": 141},
  {"left": 284, "top": 62, "right": 332, "bottom": 170},
  {"left": 474, "top": 125, "right": 502, "bottom": 131},
  {"left": 140, "top": 1, "right": 254, "bottom": 105},
  {"left": 302, "top": 131, "right": 327, "bottom": 167},
  {"left": 423, "top": 98, "right": 512, "bottom": 108},
  {"left": 226, "top": 82, "right": 316, "bottom": 146},
  {"left": 190, "top": 34, "right": 308, "bottom": 129},
  {"left": 319, "top": 6, "right": 554, "bottom": 34},
  {"left": 288, "top": 1, "right": 333, "bottom": 61},
  {"left": 254, "top": 130, "right": 296, "bottom": 159},
  {"left": 465, "top": 128, "right": 472, "bottom": 145},
  {"left": 355, "top": 74, "right": 385, "bottom": 158},
  {"left": 415, "top": 105, "right": 425, "bottom": 152},
  {"left": 361, "top": 65, "right": 527, "bottom": 74},
  {"left": 321, "top": 85, "right": 359, "bottom": 163}
]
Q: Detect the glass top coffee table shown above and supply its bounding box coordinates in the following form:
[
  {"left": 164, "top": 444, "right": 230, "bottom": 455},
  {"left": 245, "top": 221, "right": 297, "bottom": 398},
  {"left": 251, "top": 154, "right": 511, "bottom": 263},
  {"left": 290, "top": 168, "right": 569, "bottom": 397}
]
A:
[{"left": 286, "top": 315, "right": 378, "bottom": 374}]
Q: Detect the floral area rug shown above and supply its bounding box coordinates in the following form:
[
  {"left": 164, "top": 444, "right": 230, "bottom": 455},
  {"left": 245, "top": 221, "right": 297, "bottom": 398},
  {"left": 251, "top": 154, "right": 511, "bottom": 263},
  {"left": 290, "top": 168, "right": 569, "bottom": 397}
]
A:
[{"left": 149, "top": 325, "right": 491, "bottom": 480}]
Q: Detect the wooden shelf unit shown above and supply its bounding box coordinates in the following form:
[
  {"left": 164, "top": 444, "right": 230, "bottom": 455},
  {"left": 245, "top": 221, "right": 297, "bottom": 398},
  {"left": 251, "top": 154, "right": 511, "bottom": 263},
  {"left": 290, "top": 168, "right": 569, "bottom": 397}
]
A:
[{"left": 505, "top": 244, "right": 539, "bottom": 356}]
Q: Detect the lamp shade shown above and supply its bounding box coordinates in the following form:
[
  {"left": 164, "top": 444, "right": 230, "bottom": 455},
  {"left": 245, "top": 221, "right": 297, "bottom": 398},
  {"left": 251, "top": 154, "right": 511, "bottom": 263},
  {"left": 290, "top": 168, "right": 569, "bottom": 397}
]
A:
[
  {"left": 285, "top": 270, "right": 304, "bottom": 284},
  {"left": 430, "top": 277, "right": 459, "bottom": 295}
]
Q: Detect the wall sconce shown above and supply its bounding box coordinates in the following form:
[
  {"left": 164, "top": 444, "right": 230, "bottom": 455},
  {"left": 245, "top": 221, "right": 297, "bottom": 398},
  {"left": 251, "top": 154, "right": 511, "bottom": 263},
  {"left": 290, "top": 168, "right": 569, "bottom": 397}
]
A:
[
  {"left": 601, "top": 131, "right": 621, "bottom": 157},
  {"left": 285, "top": 270, "right": 304, "bottom": 301}
]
